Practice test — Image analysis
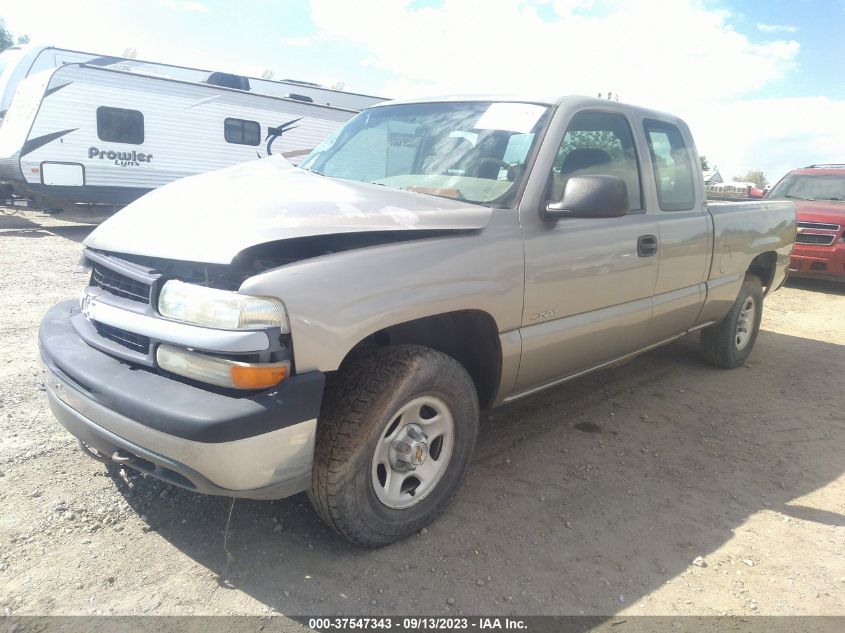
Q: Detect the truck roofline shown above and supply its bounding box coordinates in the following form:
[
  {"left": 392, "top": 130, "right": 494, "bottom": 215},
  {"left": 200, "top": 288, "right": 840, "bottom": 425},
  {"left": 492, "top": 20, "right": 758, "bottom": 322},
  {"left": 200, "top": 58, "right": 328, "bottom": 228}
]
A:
[{"left": 365, "top": 94, "right": 692, "bottom": 123}]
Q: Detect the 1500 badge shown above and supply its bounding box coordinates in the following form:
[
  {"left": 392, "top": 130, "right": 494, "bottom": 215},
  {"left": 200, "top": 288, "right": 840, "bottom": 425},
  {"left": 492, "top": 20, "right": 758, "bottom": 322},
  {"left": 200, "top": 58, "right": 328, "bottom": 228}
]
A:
[
  {"left": 530, "top": 309, "right": 559, "bottom": 321},
  {"left": 88, "top": 146, "right": 153, "bottom": 167}
]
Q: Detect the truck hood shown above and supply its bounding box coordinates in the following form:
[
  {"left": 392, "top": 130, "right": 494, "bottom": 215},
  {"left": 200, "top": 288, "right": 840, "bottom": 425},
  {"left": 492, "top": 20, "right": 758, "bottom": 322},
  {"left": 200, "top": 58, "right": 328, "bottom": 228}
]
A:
[
  {"left": 792, "top": 200, "right": 845, "bottom": 226},
  {"left": 84, "top": 156, "right": 492, "bottom": 264}
]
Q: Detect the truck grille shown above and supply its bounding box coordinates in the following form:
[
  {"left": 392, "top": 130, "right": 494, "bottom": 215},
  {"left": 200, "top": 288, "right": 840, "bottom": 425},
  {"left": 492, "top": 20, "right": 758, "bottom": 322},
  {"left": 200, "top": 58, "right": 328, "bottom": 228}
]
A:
[
  {"left": 795, "top": 233, "right": 836, "bottom": 246},
  {"left": 91, "top": 265, "right": 151, "bottom": 303},
  {"left": 93, "top": 321, "right": 151, "bottom": 354},
  {"left": 797, "top": 221, "right": 841, "bottom": 231}
]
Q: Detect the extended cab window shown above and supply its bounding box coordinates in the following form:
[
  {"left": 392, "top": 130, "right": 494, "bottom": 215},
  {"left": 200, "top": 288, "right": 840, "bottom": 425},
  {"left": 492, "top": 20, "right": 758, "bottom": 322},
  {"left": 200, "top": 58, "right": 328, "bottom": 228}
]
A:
[
  {"left": 96, "top": 107, "right": 144, "bottom": 144},
  {"left": 644, "top": 120, "right": 695, "bottom": 211},
  {"left": 551, "top": 111, "right": 642, "bottom": 212},
  {"left": 224, "top": 118, "right": 261, "bottom": 146}
]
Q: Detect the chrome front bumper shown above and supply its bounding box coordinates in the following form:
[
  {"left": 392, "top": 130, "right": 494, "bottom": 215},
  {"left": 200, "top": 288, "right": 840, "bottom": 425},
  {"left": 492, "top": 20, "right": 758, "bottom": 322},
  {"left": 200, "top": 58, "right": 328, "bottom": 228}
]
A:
[{"left": 40, "top": 301, "right": 324, "bottom": 499}]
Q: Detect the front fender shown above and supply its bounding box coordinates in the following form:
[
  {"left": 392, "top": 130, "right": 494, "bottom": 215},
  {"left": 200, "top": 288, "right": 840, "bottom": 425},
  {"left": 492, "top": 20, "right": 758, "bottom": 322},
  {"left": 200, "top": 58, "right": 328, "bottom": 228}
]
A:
[{"left": 238, "top": 215, "right": 524, "bottom": 373}]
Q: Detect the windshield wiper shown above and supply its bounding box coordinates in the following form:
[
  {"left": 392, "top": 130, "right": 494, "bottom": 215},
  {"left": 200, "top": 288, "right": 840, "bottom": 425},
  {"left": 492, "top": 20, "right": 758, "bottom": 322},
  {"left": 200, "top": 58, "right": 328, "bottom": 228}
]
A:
[
  {"left": 784, "top": 194, "right": 816, "bottom": 201},
  {"left": 817, "top": 197, "right": 844, "bottom": 201}
]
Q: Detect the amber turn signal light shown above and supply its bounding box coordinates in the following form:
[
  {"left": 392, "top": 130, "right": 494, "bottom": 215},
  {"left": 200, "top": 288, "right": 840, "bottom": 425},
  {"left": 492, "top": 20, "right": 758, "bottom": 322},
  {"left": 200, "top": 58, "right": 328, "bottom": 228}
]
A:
[
  {"left": 229, "top": 363, "right": 289, "bottom": 389},
  {"left": 157, "top": 344, "right": 290, "bottom": 390}
]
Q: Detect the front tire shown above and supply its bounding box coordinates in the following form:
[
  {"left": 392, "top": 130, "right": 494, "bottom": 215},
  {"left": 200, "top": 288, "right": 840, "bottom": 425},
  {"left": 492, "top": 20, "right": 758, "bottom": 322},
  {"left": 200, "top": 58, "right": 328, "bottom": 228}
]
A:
[
  {"left": 309, "top": 345, "right": 479, "bottom": 547},
  {"left": 700, "top": 274, "right": 763, "bottom": 368}
]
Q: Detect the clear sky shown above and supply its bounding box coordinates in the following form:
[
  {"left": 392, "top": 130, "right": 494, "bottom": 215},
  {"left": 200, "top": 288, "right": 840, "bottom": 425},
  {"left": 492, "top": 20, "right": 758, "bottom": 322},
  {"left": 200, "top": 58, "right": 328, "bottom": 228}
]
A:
[{"left": 3, "top": 0, "right": 844, "bottom": 182}]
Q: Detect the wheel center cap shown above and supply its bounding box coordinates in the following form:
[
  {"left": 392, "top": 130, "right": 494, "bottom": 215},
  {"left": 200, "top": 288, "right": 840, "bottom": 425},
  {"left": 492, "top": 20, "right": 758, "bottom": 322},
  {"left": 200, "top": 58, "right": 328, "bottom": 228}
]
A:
[
  {"left": 391, "top": 425, "right": 429, "bottom": 470},
  {"left": 411, "top": 441, "right": 428, "bottom": 466}
]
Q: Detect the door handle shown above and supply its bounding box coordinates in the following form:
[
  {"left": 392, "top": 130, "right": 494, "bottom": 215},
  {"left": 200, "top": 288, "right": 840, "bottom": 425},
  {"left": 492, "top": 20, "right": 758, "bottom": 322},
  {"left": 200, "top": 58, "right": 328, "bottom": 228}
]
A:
[{"left": 637, "top": 234, "right": 658, "bottom": 257}]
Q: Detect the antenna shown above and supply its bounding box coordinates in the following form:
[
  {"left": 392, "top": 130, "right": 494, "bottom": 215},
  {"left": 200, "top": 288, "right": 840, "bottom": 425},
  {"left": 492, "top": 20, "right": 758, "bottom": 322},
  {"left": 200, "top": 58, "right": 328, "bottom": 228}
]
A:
[{"left": 261, "top": 70, "right": 275, "bottom": 80}]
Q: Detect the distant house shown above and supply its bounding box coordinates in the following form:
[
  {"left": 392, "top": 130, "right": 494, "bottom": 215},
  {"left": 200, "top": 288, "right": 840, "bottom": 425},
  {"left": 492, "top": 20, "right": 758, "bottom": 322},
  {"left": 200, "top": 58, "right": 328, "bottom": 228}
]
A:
[{"left": 703, "top": 169, "right": 723, "bottom": 185}]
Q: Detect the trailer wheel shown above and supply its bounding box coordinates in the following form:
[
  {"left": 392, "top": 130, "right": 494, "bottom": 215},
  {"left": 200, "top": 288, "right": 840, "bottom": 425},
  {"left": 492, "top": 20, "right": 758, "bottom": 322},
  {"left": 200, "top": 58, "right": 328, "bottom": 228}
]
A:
[
  {"left": 700, "top": 274, "right": 763, "bottom": 369},
  {"left": 309, "top": 344, "right": 479, "bottom": 547}
]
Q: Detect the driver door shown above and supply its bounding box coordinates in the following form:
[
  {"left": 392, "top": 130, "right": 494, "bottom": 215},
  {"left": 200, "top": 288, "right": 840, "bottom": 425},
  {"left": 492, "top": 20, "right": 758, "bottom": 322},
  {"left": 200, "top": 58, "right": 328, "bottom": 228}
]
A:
[{"left": 514, "top": 109, "right": 659, "bottom": 394}]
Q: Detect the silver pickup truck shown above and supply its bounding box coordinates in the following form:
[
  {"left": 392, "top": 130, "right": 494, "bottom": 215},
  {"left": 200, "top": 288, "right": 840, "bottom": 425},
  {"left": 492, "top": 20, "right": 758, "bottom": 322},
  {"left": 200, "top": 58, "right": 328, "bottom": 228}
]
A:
[{"left": 39, "top": 96, "right": 795, "bottom": 546}]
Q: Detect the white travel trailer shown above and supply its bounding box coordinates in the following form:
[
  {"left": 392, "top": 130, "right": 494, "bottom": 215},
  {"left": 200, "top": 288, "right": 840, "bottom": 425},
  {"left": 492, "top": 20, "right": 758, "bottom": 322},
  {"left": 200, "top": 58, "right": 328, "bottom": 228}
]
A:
[
  {"left": 0, "top": 44, "right": 381, "bottom": 123},
  {"left": 0, "top": 60, "right": 383, "bottom": 212}
]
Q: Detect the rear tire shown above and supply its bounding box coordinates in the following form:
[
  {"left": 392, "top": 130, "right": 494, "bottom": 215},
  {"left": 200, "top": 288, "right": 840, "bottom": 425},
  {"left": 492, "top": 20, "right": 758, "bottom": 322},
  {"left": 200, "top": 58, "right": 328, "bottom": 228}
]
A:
[
  {"left": 309, "top": 344, "right": 479, "bottom": 547},
  {"left": 700, "top": 274, "right": 763, "bottom": 369}
]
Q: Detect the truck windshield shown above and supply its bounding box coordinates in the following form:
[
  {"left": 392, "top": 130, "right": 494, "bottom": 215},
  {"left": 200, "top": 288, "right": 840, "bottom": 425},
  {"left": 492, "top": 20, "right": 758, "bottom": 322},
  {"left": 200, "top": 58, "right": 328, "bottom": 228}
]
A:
[
  {"left": 768, "top": 174, "right": 845, "bottom": 202},
  {"left": 300, "top": 101, "right": 550, "bottom": 206}
]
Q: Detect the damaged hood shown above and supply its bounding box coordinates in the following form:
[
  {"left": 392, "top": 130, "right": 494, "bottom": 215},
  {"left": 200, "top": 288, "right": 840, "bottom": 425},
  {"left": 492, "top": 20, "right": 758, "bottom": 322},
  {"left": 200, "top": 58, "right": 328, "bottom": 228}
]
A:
[{"left": 84, "top": 156, "right": 492, "bottom": 264}]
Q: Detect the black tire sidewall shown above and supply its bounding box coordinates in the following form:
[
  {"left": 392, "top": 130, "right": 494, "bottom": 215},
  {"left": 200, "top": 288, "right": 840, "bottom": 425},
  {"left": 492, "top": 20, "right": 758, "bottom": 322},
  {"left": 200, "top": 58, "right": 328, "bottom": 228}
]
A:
[
  {"left": 725, "top": 278, "right": 764, "bottom": 366},
  {"left": 329, "top": 348, "right": 479, "bottom": 539}
]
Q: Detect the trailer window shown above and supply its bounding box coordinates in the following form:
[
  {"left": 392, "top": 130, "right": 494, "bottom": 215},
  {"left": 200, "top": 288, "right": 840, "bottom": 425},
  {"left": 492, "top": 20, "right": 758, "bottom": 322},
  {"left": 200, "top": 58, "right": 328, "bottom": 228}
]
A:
[
  {"left": 96, "top": 107, "right": 144, "bottom": 145},
  {"left": 644, "top": 120, "right": 695, "bottom": 211},
  {"left": 224, "top": 118, "right": 261, "bottom": 146}
]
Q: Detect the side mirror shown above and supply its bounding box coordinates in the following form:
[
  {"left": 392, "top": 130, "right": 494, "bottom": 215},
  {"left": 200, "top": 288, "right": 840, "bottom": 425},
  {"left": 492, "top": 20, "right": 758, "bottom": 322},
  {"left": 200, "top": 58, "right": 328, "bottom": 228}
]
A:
[{"left": 544, "top": 175, "right": 629, "bottom": 220}]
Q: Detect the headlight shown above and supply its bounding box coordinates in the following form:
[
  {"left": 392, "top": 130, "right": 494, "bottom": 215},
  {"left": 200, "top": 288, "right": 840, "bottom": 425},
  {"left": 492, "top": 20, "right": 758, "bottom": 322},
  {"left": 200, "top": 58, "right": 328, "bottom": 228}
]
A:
[
  {"left": 157, "top": 344, "right": 290, "bottom": 389},
  {"left": 158, "top": 280, "right": 289, "bottom": 331}
]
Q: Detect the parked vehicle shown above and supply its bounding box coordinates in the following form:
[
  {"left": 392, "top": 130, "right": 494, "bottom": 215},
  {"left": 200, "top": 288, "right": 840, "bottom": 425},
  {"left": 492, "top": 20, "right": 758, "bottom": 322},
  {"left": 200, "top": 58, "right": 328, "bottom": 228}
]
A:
[
  {"left": 767, "top": 164, "right": 845, "bottom": 281},
  {"left": 38, "top": 96, "right": 796, "bottom": 546},
  {"left": 705, "top": 182, "right": 765, "bottom": 201},
  {"left": 0, "top": 45, "right": 383, "bottom": 212},
  {"left": 0, "top": 44, "right": 380, "bottom": 123}
]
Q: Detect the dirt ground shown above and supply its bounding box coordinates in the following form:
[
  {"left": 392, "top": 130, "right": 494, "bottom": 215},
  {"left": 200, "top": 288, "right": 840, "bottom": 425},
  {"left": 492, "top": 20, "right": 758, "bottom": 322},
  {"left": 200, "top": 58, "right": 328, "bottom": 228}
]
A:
[{"left": 0, "top": 208, "right": 843, "bottom": 617}]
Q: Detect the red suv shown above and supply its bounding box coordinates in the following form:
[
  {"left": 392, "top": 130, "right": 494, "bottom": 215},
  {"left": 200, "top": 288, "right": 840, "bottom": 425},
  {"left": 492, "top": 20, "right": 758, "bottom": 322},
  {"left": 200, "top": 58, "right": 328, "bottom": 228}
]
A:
[{"left": 767, "top": 164, "right": 845, "bottom": 281}]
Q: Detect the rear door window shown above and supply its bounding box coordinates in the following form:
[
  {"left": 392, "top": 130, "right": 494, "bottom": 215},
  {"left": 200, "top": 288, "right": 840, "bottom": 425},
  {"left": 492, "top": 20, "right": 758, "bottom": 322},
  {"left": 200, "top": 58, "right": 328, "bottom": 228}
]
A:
[{"left": 644, "top": 120, "right": 696, "bottom": 211}]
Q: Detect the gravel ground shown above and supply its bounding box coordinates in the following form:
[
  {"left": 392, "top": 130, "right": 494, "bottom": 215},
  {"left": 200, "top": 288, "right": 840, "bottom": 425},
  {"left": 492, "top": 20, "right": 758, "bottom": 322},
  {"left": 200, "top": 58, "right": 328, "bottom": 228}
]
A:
[{"left": 0, "top": 208, "right": 843, "bottom": 616}]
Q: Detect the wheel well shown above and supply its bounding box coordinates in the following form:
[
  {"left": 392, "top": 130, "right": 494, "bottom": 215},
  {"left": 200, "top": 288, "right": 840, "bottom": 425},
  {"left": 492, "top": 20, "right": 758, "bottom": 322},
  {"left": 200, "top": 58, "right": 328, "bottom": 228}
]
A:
[
  {"left": 747, "top": 251, "right": 777, "bottom": 294},
  {"left": 341, "top": 310, "right": 502, "bottom": 409}
]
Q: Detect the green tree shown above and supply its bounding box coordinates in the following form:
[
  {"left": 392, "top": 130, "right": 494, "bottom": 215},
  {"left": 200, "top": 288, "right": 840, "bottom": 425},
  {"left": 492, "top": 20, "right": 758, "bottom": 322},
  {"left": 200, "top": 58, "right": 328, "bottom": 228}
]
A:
[
  {"left": 0, "top": 18, "right": 29, "bottom": 52},
  {"left": 700, "top": 155, "right": 710, "bottom": 171},
  {"left": 733, "top": 170, "right": 768, "bottom": 188},
  {"left": 0, "top": 19, "right": 13, "bottom": 51}
]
